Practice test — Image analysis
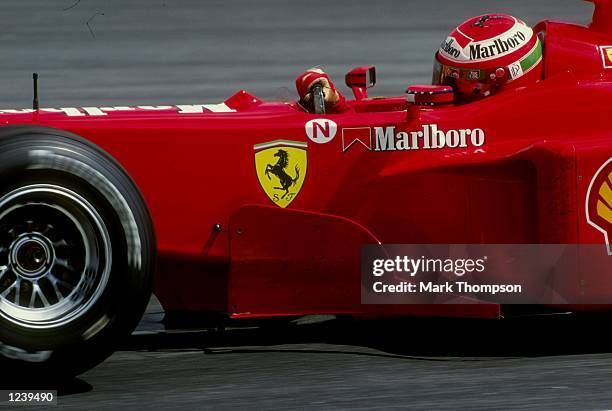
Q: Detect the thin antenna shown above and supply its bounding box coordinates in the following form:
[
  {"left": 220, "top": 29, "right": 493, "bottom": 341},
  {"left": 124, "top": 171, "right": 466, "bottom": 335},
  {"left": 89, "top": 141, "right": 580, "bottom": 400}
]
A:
[{"left": 32, "top": 73, "right": 39, "bottom": 110}]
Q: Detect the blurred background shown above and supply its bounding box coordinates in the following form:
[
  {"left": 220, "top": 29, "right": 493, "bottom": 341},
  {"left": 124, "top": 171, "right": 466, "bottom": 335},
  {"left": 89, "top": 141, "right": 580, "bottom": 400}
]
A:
[{"left": 0, "top": 0, "right": 590, "bottom": 108}]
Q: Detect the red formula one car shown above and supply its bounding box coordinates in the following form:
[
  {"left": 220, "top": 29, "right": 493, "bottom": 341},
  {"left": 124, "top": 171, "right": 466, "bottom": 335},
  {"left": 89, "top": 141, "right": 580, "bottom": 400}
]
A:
[{"left": 0, "top": 1, "right": 611, "bottom": 377}]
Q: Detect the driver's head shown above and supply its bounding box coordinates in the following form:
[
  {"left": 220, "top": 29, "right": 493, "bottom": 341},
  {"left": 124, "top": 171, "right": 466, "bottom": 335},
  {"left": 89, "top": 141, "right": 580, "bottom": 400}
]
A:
[{"left": 433, "top": 14, "right": 543, "bottom": 102}]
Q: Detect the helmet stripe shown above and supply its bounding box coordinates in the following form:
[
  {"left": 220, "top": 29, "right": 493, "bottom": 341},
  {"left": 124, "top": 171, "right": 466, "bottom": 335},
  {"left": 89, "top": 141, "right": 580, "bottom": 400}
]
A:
[
  {"left": 507, "top": 38, "right": 542, "bottom": 81},
  {"left": 519, "top": 39, "right": 543, "bottom": 73}
]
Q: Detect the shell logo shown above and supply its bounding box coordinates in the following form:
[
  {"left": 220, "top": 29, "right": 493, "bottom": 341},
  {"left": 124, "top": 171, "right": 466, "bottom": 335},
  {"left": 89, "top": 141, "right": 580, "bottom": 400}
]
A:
[{"left": 586, "top": 158, "right": 612, "bottom": 255}]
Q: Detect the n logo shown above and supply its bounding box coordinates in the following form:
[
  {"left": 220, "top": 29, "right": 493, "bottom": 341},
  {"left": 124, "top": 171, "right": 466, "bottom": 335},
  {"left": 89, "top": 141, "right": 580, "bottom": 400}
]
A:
[{"left": 305, "top": 119, "right": 337, "bottom": 144}]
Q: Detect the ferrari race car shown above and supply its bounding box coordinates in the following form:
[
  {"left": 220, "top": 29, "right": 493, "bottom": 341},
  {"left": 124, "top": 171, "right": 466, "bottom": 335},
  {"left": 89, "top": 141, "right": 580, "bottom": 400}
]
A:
[{"left": 1, "top": 0, "right": 612, "bottom": 377}]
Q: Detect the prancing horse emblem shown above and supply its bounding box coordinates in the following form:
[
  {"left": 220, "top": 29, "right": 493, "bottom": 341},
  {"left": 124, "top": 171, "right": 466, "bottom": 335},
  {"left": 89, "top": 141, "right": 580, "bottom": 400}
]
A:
[
  {"left": 254, "top": 140, "right": 307, "bottom": 208},
  {"left": 265, "top": 149, "right": 300, "bottom": 199}
]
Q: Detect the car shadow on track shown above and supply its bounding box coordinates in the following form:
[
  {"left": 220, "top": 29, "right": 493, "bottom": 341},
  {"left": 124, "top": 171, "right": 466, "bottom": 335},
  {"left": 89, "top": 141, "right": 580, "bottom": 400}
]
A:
[
  {"left": 4, "top": 314, "right": 610, "bottom": 395},
  {"left": 125, "top": 314, "right": 612, "bottom": 360}
]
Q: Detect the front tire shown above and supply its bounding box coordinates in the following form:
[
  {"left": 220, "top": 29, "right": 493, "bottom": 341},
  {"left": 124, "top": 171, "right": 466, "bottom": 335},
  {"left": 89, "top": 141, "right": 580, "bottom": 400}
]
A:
[{"left": 0, "top": 126, "right": 155, "bottom": 379}]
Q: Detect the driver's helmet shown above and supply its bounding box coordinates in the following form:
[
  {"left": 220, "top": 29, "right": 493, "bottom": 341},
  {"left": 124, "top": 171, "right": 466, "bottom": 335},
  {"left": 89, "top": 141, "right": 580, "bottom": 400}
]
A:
[{"left": 433, "top": 14, "right": 543, "bottom": 101}]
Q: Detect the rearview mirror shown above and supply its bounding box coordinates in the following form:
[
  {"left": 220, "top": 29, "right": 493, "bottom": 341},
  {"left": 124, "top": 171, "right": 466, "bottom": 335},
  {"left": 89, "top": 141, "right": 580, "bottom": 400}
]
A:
[{"left": 345, "top": 66, "right": 376, "bottom": 100}]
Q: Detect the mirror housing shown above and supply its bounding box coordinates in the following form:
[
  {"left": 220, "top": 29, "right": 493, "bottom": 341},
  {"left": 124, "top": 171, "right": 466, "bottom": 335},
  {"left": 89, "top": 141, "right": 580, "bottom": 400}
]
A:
[{"left": 345, "top": 66, "right": 376, "bottom": 100}]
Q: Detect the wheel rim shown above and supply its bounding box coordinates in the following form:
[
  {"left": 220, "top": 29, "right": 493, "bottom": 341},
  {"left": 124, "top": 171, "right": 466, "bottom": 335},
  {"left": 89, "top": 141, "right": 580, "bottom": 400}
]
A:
[{"left": 0, "top": 184, "right": 112, "bottom": 329}]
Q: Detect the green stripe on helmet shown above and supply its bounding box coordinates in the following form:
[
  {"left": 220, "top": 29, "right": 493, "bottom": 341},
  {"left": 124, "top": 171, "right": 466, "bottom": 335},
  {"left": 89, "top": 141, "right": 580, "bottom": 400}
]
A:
[{"left": 520, "top": 39, "right": 543, "bottom": 72}]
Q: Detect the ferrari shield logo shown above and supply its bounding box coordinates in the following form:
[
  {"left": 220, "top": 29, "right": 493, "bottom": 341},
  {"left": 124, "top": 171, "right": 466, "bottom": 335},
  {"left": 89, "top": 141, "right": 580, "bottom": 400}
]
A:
[
  {"left": 254, "top": 140, "right": 307, "bottom": 208},
  {"left": 601, "top": 46, "right": 612, "bottom": 68}
]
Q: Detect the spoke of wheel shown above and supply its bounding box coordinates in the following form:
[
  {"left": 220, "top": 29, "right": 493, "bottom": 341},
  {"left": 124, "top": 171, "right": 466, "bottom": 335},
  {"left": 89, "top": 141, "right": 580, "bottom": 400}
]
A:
[
  {"left": 52, "top": 239, "right": 69, "bottom": 248},
  {"left": 25, "top": 219, "right": 35, "bottom": 232},
  {"left": 55, "top": 258, "right": 75, "bottom": 273},
  {"left": 0, "top": 281, "right": 15, "bottom": 298},
  {"left": 33, "top": 283, "right": 49, "bottom": 308},
  {"left": 49, "top": 279, "right": 64, "bottom": 301},
  {"left": 0, "top": 265, "right": 8, "bottom": 282},
  {"left": 41, "top": 223, "right": 54, "bottom": 235},
  {"left": 13, "top": 279, "right": 21, "bottom": 305},
  {"left": 28, "top": 283, "right": 37, "bottom": 308},
  {"left": 49, "top": 274, "right": 74, "bottom": 293}
]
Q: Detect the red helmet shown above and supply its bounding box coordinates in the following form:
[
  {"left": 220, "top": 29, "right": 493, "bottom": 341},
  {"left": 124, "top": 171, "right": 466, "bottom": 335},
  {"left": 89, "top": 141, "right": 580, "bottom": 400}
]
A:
[{"left": 433, "top": 14, "right": 543, "bottom": 101}]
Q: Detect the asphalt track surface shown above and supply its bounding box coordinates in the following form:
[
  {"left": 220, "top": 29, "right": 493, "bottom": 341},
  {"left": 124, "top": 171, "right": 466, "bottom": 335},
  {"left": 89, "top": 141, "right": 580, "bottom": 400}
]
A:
[{"left": 0, "top": 1, "right": 609, "bottom": 410}]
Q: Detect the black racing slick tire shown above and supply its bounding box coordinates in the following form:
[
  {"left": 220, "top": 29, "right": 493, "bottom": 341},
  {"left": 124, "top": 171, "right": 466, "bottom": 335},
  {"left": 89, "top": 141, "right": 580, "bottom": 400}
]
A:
[{"left": 0, "top": 126, "right": 155, "bottom": 380}]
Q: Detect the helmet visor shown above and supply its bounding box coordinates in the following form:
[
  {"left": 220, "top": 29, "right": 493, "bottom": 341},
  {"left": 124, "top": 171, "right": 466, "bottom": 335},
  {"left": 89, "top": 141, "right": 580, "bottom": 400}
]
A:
[{"left": 432, "top": 58, "right": 508, "bottom": 100}]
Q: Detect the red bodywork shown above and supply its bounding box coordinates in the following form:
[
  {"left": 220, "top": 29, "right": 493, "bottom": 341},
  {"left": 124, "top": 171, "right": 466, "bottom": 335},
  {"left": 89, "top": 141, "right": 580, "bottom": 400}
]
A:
[{"left": 0, "top": 4, "right": 611, "bottom": 321}]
